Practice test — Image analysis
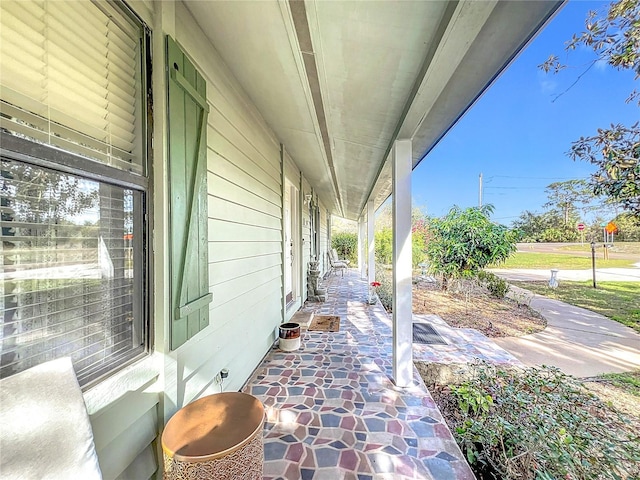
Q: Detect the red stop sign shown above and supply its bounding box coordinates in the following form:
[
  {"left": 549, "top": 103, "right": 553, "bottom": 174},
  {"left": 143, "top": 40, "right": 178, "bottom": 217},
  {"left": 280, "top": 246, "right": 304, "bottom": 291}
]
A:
[{"left": 577, "top": 223, "right": 585, "bottom": 231}]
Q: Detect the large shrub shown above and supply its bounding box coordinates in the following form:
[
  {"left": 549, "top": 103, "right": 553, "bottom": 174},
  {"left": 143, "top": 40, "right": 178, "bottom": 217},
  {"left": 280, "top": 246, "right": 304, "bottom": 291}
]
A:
[
  {"left": 375, "top": 222, "right": 430, "bottom": 267},
  {"left": 615, "top": 213, "right": 640, "bottom": 241},
  {"left": 331, "top": 232, "right": 358, "bottom": 265},
  {"left": 539, "top": 226, "right": 579, "bottom": 242},
  {"left": 375, "top": 228, "right": 393, "bottom": 265},
  {"left": 447, "top": 363, "right": 640, "bottom": 479},
  {"left": 426, "top": 205, "right": 517, "bottom": 289},
  {"left": 412, "top": 217, "right": 430, "bottom": 267}
]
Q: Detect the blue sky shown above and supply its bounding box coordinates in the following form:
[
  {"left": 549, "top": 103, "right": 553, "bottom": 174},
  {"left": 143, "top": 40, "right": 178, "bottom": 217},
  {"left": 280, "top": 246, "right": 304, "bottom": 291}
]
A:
[{"left": 412, "top": 0, "right": 638, "bottom": 225}]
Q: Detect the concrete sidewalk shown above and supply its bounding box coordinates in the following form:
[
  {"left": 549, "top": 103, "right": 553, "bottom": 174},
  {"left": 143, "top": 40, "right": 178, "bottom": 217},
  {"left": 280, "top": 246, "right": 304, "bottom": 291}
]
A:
[{"left": 493, "top": 287, "right": 640, "bottom": 377}]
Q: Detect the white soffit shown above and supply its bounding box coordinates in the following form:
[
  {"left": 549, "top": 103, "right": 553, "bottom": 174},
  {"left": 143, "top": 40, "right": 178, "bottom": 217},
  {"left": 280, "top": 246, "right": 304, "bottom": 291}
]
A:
[
  {"left": 183, "top": 0, "right": 563, "bottom": 220},
  {"left": 306, "top": 1, "right": 450, "bottom": 220},
  {"left": 183, "top": 0, "right": 339, "bottom": 212}
]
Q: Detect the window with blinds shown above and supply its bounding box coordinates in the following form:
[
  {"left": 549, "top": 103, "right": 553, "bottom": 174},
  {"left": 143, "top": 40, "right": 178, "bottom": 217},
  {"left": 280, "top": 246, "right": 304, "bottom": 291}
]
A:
[
  {"left": 0, "top": 0, "right": 149, "bottom": 387},
  {"left": 0, "top": 0, "right": 145, "bottom": 174}
]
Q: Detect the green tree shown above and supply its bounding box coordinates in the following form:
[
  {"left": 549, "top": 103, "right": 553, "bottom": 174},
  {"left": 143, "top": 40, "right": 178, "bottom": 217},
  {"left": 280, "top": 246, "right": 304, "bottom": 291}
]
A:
[
  {"left": 512, "top": 210, "right": 580, "bottom": 242},
  {"left": 614, "top": 212, "right": 640, "bottom": 240},
  {"left": 543, "top": 179, "right": 595, "bottom": 225},
  {"left": 541, "top": 0, "right": 640, "bottom": 216},
  {"left": 512, "top": 210, "right": 551, "bottom": 242},
  {"left": 411, "top": 216, "right": 430, "bottom": 267},
  {"left": 427, "top": 205, "right": 518, "bottom": 290},
  {"left": 569, "top": 124, "right": 639, "bottom": 215},
  {"left": 331, "top": 231, "right": 358, "bottom": 265}
]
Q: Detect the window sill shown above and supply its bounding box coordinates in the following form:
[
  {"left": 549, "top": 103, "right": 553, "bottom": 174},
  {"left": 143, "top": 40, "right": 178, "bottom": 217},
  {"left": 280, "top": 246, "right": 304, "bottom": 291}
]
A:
[{"left": 83, "top": 354, "right": 161, "bottom": 416}]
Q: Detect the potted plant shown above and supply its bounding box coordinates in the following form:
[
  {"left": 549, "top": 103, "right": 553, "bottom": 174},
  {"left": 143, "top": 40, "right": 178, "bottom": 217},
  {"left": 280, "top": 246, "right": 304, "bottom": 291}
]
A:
[{"left": 368, "top": 281, "right": 381, "bottom": 305}]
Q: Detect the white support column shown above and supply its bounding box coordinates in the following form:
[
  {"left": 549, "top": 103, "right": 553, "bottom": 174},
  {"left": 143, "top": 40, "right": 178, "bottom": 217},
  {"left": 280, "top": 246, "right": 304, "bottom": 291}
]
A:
[
  {"left": 392, "top": 139, "right": 413, "bottom": 387},
  {"left": 358, "top": 217, "right": 366, "bottom": 279},
  {"left": 367, "top": 200, "right": 375, "bottom": 285}
]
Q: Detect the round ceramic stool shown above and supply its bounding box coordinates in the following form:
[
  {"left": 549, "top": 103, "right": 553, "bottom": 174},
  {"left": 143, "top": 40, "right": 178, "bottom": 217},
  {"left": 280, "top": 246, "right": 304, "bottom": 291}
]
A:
[{"left": 161, "top": 392, "right": 265, "bottom": 480}]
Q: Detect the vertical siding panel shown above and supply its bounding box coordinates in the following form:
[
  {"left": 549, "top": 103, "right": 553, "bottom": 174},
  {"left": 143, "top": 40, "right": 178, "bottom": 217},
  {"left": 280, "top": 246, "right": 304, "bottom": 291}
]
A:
[
  {"left": 91, "top": 1, "right": 330, "bottom": 476},
  {"left": 171, "top": 0, "right": 285, "bottom": 399}
]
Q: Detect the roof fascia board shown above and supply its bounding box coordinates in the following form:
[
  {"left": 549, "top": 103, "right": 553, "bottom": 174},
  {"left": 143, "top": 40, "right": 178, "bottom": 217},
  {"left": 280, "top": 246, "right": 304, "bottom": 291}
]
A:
[{"left": 278, "top": 0, "right": 341, "bottom": 214}]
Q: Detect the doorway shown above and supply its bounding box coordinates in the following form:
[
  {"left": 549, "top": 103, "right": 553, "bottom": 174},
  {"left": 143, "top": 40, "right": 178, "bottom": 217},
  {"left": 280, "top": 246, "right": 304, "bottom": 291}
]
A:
[{"left": 284, "top": 179, "right": 300, "bottom": 309}]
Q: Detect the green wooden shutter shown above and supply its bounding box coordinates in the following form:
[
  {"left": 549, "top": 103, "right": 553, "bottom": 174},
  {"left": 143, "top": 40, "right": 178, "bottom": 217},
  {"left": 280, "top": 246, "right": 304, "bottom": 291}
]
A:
[{"left": 167, "top": 36, "right": 212, "bottom": 350}]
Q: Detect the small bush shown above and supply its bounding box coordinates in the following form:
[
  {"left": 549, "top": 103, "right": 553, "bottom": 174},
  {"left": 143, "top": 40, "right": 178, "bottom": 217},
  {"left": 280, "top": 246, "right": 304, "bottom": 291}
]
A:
[
  {"left": 477, "top": 271, "right": 509, "bottom": 298},
  {"left": 374, "top": 263, "right": 393, "bottom": 312},
  {"left": 449, "top": 363, "right": 640, "bottom": 480}
]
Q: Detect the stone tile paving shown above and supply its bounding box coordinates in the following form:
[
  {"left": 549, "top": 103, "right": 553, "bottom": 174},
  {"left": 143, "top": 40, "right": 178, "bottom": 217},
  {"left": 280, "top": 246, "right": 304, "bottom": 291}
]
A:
[
  {"left": 243, "top": 270, "right": 475, "bottom": 480},
  {"left": 413, "top": 314, "right": 522, "bottom": 366}
]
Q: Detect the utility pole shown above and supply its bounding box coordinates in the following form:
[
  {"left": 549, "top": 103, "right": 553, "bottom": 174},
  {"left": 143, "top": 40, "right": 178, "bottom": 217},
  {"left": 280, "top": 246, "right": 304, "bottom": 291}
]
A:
[{"left": 478, "top": 172, "right": 483, "bottom": 208}]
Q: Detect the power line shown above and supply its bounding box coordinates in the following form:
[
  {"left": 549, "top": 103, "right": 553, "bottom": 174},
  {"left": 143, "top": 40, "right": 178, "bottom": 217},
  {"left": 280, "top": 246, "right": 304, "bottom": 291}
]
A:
[
  {"left": 485, "top": 186, "right": 547, "bottom": 190},
  {"left": 486, "top": 175, "right": 585, "bottom": 181}
]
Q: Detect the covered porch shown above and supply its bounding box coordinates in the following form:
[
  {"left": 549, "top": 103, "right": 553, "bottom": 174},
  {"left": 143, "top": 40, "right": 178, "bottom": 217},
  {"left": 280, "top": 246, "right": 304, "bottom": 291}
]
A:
[
  {"left": 0, "top": 0, "right": 564, "bottom": 478},
  {"left": 244, "top": 270, "right": 475, "bottom": 479}
]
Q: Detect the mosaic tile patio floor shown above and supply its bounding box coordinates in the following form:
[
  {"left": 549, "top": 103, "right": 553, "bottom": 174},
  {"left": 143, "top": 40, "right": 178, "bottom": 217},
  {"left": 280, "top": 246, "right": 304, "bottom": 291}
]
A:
[
  {"left": 243, "top": 270, "right": 476, "bottom": 479},
  {"left": 413, "top": 314, "right": 522, "bottom": 366}
]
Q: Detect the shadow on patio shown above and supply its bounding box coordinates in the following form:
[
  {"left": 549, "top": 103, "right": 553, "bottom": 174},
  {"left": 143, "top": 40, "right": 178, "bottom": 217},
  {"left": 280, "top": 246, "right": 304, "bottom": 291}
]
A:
[{"left": 243, "top": 270, "right": 475, "bottom": 480}]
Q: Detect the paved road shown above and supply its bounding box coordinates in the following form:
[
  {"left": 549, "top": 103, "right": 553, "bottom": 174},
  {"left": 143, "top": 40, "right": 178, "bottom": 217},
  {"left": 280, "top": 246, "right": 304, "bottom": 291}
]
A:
[
  {"left": 490, "top": 267, "right": 640, "bottom": 282},
  {"left": 517, "top": 242, "right": 640, "bottom": 261},
  {"left": 494, "top": 286, "right": 640, "bottom": 377}
]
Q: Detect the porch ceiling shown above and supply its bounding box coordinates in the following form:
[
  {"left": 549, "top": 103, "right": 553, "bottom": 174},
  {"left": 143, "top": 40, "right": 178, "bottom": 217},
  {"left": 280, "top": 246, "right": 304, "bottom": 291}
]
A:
[{"left": 184, "top": 0, "right": 562, "bottom": 220}]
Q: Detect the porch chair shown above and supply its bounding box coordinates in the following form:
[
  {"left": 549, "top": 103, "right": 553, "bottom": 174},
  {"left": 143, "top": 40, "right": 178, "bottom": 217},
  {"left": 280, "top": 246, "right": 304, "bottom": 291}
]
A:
[
  {"left": 331, "top": 248, "right": 351, "bottom": 266},
  {"left": 328, "top": 250, "right": 348, "bottom": 276},
  {"left": 0, "top": 358, "right": 102, "bottom": 479}
]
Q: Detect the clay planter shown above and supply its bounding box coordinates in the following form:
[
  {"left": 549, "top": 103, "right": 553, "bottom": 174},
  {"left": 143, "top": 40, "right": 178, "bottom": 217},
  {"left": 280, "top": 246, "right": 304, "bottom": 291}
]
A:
[{"left": 278, "top": 322, "right": 301, "bottom": 351}]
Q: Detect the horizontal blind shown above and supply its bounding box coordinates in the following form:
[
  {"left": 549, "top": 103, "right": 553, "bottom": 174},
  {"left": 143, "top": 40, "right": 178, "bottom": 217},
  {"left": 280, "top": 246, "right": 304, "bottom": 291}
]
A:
[
  {"left": 0, "top": 0, "right": 143, "bottom": 174},
  {"left": 0, "top": 158, "right": 144, "bottom": 385}
]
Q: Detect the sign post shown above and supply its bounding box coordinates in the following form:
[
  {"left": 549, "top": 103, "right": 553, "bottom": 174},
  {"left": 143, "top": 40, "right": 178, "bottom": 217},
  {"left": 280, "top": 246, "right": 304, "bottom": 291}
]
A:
[
  {"left": 590, "top": 241, "right": 597, "bottom": 288},
  {"left": 577, "top": 223, "right": 585, "bottom": 244},
  {"left": 605, "top": 222, "right": 617, "bottom": 245}
]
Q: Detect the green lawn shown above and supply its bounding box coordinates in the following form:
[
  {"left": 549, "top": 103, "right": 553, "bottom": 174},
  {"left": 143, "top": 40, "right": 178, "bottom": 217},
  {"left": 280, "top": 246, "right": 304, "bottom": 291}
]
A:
[
  {"left": 512, "top": 281, "right": 640, "bottom": 333},
  {"left": 597, "top": 371, "right": 640, "bottom": 397},
  {"left": 495, "top": 252, "right": 635, "bottom": 269},
  {"left": 561, "top": 242, "right": 640, "bottom": 256}
]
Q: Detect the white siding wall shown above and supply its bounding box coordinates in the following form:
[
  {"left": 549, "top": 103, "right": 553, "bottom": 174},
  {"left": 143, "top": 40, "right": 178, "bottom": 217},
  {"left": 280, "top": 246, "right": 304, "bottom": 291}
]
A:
[
  {"left": 283, "top": 151, "right": 300, "bottom": 184},
  {"left": 86, "top": 1, "right": 296, "bottom": 478},
  {"left": 77, "top": 0, "right": 340, "bottom": 477},
  {"left": 173, "top": 0, "right": 283, "bottom": 399}
]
